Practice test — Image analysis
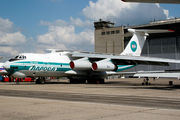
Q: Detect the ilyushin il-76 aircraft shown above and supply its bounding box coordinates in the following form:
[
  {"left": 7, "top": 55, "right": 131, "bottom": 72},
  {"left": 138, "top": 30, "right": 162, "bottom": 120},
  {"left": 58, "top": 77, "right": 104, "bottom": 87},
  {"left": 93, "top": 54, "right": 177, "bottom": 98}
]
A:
[{"left": 3, "top": 29, "right": 180, "bottom": 84}]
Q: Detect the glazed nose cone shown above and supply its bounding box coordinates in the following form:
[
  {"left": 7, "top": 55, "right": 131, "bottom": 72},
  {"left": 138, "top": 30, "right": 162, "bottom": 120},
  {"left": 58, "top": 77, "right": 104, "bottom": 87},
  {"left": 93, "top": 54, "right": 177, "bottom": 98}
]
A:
[{"left": 3, "top": 61, "right": 10, "bottom": 70}]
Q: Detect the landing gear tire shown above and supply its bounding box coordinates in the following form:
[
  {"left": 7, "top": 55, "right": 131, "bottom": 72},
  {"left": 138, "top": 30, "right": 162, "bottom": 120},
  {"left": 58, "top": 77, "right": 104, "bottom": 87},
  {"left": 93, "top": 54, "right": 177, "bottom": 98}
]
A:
[
  {"left": 69, "top": 79, "right": 86, "bottom": 84},
  {"left": 77, "top": 80, "right": 86, "bottom": 84},
  {"left": 87, "top": 79, "right": 105, "bottom": 84},
  {"left": 142, "top": 78, "right": 151, "bottom": 85},
  {"left": 99, "top": 79, "right": 105, "bottom": 84},
  {"left": 36, "top": 78, "right": 45, "bottom": 84},
  {"left": 69, "top": 79, "right": 76, "bottom": 84}
]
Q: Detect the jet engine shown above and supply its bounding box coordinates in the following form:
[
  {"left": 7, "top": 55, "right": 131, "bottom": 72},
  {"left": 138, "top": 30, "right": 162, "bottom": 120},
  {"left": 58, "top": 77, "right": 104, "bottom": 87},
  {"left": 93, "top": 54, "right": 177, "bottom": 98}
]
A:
[
  {"left": 92, "top": 58, "right": 117, "bottom": 71},
  {"left": 70, "top": 57, "right": 92, "bottom": 70}
]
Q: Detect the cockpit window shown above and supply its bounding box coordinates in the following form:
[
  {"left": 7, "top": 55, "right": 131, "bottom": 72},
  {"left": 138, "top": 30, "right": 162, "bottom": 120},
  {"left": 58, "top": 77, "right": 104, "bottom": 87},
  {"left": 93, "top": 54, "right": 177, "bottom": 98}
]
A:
[
  {"left": 15, "top": 55, "right": 19, "bottom": 59},
  {"left": 9, "top": 55, "right": 27, "bottom": 62},
  {"left": 14, "top": 55, "right": 27, "bottom": 59}
]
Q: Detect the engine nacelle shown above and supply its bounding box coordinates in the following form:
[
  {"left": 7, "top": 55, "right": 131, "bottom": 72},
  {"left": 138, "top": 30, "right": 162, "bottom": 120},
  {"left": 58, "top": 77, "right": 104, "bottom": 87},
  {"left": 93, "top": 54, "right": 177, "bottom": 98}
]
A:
[
  {"left": 92, "top": 58, "right": 117, "bottom": 71},
  {"left": 70, "top": 57, "right": 92, "bottom": 70}
]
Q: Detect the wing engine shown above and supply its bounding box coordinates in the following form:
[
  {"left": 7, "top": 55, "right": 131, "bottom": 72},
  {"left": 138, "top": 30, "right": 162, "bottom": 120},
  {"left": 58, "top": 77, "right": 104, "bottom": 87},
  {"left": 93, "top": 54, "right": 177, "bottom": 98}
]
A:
[
  {"left": 92, "top": 58, "right": 117, "bottom": 71},
  {"left": 70, "top": 57, "right": 92, "bottom": 70}
]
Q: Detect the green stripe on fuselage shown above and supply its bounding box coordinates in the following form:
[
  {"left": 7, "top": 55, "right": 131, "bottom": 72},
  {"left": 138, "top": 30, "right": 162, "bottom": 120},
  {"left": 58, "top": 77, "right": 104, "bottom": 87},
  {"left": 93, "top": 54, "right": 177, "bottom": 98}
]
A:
[
  {"left": 9, "top": 61, "right": 71, "bottom": 74},
  {"left": 116, "top": 65, "right": 136, "bottom": 72}
]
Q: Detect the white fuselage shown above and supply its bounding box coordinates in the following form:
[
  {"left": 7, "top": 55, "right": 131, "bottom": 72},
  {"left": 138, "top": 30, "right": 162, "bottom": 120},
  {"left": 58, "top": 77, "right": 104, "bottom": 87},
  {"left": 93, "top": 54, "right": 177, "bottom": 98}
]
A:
[{"left": 2, "top": 52, "right": 135, "bottom": 79}]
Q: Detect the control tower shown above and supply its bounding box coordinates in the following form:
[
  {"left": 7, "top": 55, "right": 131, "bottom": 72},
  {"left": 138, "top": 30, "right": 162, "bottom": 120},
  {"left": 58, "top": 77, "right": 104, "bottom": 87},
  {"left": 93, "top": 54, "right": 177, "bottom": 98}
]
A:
[{"left": 94, "top": 19, "right": 124, "bottom": 54}]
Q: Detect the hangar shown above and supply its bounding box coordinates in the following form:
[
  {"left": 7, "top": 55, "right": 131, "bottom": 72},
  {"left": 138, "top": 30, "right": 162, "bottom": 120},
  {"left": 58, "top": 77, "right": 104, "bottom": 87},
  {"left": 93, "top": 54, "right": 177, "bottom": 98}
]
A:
[{"left": 94, "top": 18, "right": 180, "bottom": 71}]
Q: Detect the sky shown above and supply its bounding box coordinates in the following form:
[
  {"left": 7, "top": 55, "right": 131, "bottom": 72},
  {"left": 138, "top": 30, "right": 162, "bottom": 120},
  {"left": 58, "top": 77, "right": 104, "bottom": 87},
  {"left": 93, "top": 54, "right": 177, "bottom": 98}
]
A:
[{"left": 0, "top": 0, "right": 180, "bottom": 60}]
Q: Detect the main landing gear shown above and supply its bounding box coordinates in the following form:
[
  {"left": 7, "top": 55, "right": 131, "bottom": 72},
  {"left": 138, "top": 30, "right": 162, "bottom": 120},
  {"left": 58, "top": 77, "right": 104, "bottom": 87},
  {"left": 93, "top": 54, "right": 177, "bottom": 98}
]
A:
[
  {"left": 142, "top": 77, "right": 151, "bottom": 85},
  {"left": 36, "top": 77, "right": 45, "bottom": 84},
  {"left": 87, "top": 79, "right": 105, "bottom": 84},
  {"left": 69, "top": 78, "right": 105, "bottom": 84},
  {"left": 69, "top": 79, "right": 86, "bottom": 84}
]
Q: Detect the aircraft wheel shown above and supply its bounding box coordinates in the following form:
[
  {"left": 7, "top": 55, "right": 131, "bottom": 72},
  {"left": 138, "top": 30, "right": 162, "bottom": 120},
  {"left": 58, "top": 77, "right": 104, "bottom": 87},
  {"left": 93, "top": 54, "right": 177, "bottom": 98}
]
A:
[
  {"left": 77, "top": 80, "right": 86, "bottom": 84},
  {"left": 69, "top": 79, "right": 76, "bottom": 84},
  {"left": 87, "top": 80, "right": 96, "bottom": 84},
  {"left": 36, "top": 79, "right": 40, "bottom": 84},
  {"left": 99, "top": 79, "right": 105, "bottom": 84},
  {"left": 40, "top": 79, "right": 45, "bottom": 84},
  {"left": 36, "top": 79, "right": 45, "bottom": 84}
]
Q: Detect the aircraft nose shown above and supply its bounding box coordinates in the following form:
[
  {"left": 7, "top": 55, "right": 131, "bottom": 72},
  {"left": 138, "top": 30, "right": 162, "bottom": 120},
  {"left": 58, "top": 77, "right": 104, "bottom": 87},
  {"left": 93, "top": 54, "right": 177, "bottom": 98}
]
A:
[{"left": 3, "top": 61, "right": 10, "bottom": 70}]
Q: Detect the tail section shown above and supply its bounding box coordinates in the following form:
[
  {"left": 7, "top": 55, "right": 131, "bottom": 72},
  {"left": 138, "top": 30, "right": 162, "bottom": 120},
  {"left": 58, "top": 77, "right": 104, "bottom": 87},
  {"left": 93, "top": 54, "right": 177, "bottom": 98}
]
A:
[{"left": 121, "top": 29, "right": 174, "bottom": 56}]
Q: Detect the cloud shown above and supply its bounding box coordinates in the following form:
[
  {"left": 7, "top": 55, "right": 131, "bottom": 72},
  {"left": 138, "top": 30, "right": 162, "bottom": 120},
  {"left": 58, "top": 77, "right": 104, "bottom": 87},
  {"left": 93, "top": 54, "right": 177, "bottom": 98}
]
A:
[
  {"left": 0, "top": 17, "right": 27, "bottom": 58},
  {"left": 0, "top": 17, "right": 14, "bottom": 33},
  {"left": 34, "top": 43, "right": 66, "bottom": 54},
  {"left": 0, "top": 47, "right": 18, "bottom": 56},
  {"left": 70, "top": 17, "right": 93, "bottom": 27},
  {"left": 39, "top": 19, "right": 69, "bottom": 26},
  {"left": 0, "top": 31, "right": 26, "bottom": 46},
  {"left": 37, "top": 20, "right": 94, "bottom": 51},
  {"left": 82, "top": 0, "right": 169, "bottom": 26},
  {"left": 40, "top": 17, "right": 93, "bottom": 28}
]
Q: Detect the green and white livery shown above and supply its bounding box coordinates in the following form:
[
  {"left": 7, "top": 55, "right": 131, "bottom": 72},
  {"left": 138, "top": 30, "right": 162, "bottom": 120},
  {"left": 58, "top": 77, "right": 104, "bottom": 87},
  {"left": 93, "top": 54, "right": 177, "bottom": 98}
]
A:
[{"left": 3, "top": 29, "right": 180, "bottom": 84}]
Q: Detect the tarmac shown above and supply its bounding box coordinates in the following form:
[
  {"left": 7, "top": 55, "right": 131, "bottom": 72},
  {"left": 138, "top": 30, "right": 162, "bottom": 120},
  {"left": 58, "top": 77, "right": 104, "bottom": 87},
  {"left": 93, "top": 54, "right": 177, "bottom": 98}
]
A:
[{"left": 0, "top": 78, "right": 180, "bottom": 120}]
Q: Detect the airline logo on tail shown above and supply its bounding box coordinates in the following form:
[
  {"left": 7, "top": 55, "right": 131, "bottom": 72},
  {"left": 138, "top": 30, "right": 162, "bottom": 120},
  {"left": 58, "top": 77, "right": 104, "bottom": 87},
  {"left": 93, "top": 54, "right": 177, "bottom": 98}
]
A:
[{"left": 130, "top": 41, "right": 137, "bottom": 52}]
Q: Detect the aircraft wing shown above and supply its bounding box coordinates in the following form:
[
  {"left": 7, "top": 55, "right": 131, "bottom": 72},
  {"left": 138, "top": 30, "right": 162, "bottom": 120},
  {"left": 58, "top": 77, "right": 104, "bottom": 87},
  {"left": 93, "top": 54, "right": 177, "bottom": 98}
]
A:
[
  {"left": 71, "top": 52, "right": 180, "bottom": 66},
  {"left": 122, "top": 0, "right": 180, "bottom": 4},
  {"left": 134, "top": 70, "right": 180, "bottom": 79}
]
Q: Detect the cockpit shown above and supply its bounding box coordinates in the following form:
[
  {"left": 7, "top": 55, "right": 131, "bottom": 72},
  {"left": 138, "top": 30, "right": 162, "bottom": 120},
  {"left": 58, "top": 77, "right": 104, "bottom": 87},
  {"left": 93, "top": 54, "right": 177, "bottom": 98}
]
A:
[
  {"left": 9, "top": 55, "right": 27, "bottom": 62},
  {"left": 15, "top": 55, "right": 27, "bottom": 59}
]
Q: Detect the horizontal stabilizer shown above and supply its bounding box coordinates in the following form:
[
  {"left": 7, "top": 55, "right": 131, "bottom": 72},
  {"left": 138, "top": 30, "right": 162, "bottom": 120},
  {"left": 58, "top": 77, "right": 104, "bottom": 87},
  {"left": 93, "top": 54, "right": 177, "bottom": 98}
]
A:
[{"left": 128, "top": 29, "right": 174, "bottom": 34}]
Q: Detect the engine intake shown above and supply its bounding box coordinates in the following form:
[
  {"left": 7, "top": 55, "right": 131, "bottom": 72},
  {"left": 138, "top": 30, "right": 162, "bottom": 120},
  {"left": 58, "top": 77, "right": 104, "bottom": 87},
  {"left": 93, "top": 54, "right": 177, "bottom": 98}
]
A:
[
  {"left": 70, "top": 57, "right": 92, "bottom": 70},
  {"left": 92, "top": 58, "right": 117, "bottom": 71}
]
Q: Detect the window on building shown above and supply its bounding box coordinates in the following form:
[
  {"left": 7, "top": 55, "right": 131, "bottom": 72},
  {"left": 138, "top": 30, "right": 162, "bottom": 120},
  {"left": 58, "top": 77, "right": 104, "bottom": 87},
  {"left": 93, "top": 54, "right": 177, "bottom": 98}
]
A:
[
  {"left": 116, "top": 30, "right": 120, "bottom": 34},
  {"left": 111, "top": 31, "right": 115, "bottom": 34},
  {"left": 101, "top": 32, "right": 105, "bottom": 35},
  {"left": 106, "top": 31, "right": 110, "bottom": 35}
]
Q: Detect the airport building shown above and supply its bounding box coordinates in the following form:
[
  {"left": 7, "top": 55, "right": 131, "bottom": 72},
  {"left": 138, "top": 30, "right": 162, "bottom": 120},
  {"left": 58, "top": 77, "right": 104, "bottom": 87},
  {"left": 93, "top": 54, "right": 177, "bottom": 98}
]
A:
[{"left": 94, "top": 18, "right": 180, "bottom": 71}]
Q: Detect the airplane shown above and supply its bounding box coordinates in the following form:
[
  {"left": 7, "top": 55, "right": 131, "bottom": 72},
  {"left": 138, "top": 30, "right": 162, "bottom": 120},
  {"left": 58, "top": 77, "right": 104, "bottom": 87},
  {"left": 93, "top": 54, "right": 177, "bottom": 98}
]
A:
[
  {"left": 0, "top": 63, "right": 8, "bottom": 75},
  {"left": 121, "top": 0, "right": 180, "bottom": 4},
  {"left": 0, "top": 57, "right": 8, "bottom": 75},
  {"left": 3, "top": 29, "right": 180, "bottom": 84}
]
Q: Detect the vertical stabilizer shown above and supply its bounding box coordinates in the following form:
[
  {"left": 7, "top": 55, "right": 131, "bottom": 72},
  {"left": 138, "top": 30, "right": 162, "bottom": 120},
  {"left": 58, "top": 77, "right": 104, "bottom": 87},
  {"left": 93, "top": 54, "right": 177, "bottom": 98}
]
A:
[
  {"left": 121, "top": 29, "right": 148, "bottom": 56},
  {"left": 120, "top": 29, "right": 174, "bottom": 56}
]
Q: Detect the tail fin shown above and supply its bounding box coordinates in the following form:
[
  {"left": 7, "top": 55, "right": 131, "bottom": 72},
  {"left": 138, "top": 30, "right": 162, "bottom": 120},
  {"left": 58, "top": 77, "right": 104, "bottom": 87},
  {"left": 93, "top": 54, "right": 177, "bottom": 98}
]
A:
[{"left": 120, "top": 29, "right": 174, "bottom": 56}]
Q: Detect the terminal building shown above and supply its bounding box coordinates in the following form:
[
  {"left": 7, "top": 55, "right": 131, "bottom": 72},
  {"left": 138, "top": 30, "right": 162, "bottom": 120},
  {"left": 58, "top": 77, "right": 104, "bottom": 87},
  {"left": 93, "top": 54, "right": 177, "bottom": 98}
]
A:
[{"left": 94, "top": 18, "right": 180, "bottom": 71}]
